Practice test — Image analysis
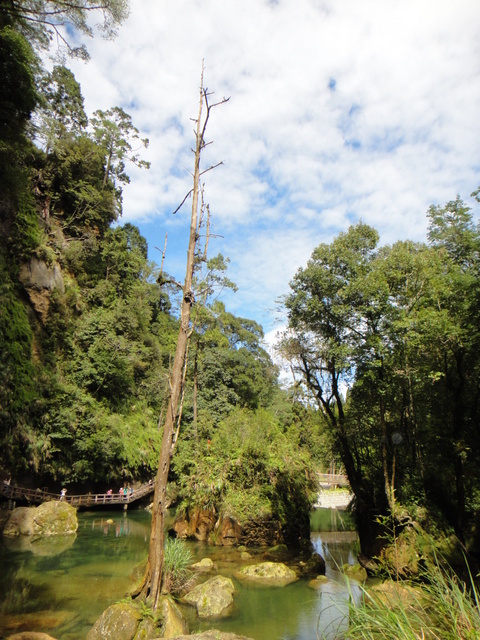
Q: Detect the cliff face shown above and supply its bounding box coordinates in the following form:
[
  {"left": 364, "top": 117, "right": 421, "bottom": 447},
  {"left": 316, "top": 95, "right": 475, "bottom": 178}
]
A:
[{"left": 19, "top": 257, "right": 65, "bottom": 322}]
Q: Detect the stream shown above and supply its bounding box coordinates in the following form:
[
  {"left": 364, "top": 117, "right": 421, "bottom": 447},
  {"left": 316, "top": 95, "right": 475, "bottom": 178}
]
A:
[{"left": 0, "top": 508, "right": 359, "bottom": 640}]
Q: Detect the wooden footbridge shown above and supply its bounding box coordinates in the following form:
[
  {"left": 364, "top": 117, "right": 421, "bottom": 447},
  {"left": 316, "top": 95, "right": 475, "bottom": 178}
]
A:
[
  {"left": 317, "top": 473, "right": 350, "bottom": 488},
  {"left": 1, "top": 480, "right": 155, "bottom": 509}
]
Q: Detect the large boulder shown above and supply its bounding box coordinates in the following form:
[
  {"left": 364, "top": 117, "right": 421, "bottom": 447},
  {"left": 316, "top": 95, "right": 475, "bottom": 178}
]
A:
[
  {"left": 86, "top": 597, "right": 187, "bottom": 640},
  {"left": 86, "top": 603, "right": 142, "bottom": 640},
  {"left": 3, "top": 502, "right": 77, "bottom": 538},
  {"left": 235, "top": 561, "right": 298, "bottom": 587},
  {"left": 238, "top": 517, "right": 282, "bottom": 547},
  {"left": 182, "top": 576, "right": 235, "bottom": 619}
]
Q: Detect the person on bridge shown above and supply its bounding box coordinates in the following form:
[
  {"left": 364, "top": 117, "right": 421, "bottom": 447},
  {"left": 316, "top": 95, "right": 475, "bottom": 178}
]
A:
[{"left": 60, "top": 488, "right": 67, "bottom": 501}]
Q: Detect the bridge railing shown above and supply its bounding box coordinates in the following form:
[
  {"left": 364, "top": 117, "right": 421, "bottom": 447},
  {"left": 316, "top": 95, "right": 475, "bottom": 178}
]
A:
[{"left": 1, "top": 480, "right": 155, "bottom": 506}]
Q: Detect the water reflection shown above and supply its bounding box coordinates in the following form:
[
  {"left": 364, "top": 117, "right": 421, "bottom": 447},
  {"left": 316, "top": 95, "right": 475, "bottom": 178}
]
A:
[
  {"left": 3, "top": 532, "right": 76, "bottom": 556},
  {"left": 0, "top": 508, "right": 360, "bottom": 640}
]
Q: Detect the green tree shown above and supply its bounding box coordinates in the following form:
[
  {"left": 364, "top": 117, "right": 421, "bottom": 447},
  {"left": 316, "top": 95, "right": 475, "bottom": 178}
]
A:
[
  {"left": 37, "top": 65, "right": 88, "bottom": 150},
  {"left": 42, "top": 133, "right": 119, "bottom": 233},
  {"left": 1, "top": 0, "right": 129, "bottom": 58},
  {"left": 90, "top": 106, "right": 150, "bottom": 190},
  {"left": 281, "top": 222, "right": 385, "bottom": 553}
]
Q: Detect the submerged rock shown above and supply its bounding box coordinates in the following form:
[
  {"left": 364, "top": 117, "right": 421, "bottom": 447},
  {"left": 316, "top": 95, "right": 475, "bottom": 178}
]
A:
[
  {"left": 296, "top": 552, "right": 326, "bottom": 578},
  {"left": 3, "top": 531, "right": 76, "bottom": 555},
  {"left": 3, "top": 502, "right": 77, "bottom": 538},
  {"left": 235, "top": 561, "right": 298, "bottom": 586},
  {"left": 182, "top": 576, "right": 235, "bottom": 619},
  {"left": 308, "top": 575, "right": 329, "bottom": 590},
  {"left": 2, "top": 610, "right": 75, "bottom": 635},
  {"left": 7, "top": 633, "right": 58, "bottom": 640},
  {"left": 173, "top": 633, "right": 253, "bottom": 640}
]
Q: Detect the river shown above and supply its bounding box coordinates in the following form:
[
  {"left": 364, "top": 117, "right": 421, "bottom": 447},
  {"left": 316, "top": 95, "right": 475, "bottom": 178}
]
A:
[{"left": 0, "top": 508, "right": 359, "bottom": 639}]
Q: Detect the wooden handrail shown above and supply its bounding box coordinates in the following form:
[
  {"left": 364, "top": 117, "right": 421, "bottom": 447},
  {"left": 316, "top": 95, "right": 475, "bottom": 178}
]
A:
[{"left": 0, "top": 480, "right": 155, "bottom": 506}]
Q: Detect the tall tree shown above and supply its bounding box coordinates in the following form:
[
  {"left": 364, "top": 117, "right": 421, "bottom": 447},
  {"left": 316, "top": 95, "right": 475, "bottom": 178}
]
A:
[
  {"left": 134, "top": 64, "right": 229, "bottom": 608},
  {"left": 280, "top": 222, "right": 384, "bottom": 554}
]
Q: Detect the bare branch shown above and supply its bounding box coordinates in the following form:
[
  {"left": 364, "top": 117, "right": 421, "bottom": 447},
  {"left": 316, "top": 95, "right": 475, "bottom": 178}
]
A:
[
  {"left": 199, "top": 161, "right": 224, "bottom": 177},
  {"left": 172, "top": 189, "right": 194, "bottom": 215}
]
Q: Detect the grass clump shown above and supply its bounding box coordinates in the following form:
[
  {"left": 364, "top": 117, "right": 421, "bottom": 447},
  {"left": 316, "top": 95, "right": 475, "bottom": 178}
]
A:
[
  {"left": 342, "top": 561, "right": 480, "bottom": 640},
  {"left": 162, "top": 537, "right": 194, "bottom": 596}
]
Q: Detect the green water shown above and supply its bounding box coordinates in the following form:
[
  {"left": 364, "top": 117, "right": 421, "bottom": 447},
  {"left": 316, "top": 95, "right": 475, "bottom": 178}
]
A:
[{"left": 0, "top": 509, "right": 359, "bottom": 640}]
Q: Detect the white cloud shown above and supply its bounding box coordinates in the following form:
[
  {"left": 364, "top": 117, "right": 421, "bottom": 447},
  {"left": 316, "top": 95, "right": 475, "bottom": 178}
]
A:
[{"left": 65, "top": 0, "right": 480, "bottom": 334}]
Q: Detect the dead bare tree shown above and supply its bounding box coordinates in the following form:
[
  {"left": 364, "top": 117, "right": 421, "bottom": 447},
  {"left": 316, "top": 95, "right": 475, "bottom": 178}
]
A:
[{"left": 133, "top": 62, "right": 229, "bottom": 609}]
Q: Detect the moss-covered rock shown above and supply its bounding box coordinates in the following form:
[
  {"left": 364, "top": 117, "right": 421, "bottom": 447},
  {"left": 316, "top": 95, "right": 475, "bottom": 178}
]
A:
[
  {"left": 191, "top": 557, "right": 216, "bottom": 572},
  {"left": 3, "top": 502, "right": 77, "bottom": 538},
  {"left": 235, "top": 561, "right": 298, "bottom": 586},
  {"left": 182, "top": 576, "right": 235, "bottom": 619},
  {"left": 86, "top": 603, "right": 142, "bottom": 640},
  {"left": 158, "top": 595, "right": 189, "bottom": 638}
]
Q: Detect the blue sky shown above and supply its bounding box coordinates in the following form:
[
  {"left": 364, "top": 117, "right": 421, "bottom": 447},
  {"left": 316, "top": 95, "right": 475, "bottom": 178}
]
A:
[{"left": 65, "top": 0, "right": 480, "bottom": 345}]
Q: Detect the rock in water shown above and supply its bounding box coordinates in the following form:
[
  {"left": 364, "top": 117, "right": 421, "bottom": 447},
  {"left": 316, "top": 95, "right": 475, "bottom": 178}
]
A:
[
  {"left": 86, "top": 603, "right": 142, "bottom": 640},
  {"left": 182, "top": 576, "right": 235, "bottom": 618},
  {"left": 3, "top": 502, "right": 77, "bottom": 537},
  {"left": 235, "top": 561, "right": 298, "bottom": 586},
  {"left": 6, "top": 633, "right": 58, "bottom": 640}
]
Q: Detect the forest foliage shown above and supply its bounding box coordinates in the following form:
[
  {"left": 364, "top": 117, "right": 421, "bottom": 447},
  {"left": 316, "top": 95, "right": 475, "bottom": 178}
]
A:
[
  {"left": 0, "top": 1, "right": 319, "bottom": 542},
  {"left": 279, "top": 197, "right": 480, "bottom": 556}
]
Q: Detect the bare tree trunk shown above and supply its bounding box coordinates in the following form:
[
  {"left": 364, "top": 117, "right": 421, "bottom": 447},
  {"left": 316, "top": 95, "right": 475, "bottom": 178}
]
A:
[
  {"left": 133, "top": 63, "right": 229, "bottom": 609},
  {"left": 134, "top": 67, "right": 204, "bottom": 609}
]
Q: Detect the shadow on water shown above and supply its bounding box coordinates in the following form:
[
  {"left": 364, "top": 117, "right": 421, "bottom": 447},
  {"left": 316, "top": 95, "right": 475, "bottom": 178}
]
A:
[{"left": 0, "top": 508, "right": 360, "bottom": 640}]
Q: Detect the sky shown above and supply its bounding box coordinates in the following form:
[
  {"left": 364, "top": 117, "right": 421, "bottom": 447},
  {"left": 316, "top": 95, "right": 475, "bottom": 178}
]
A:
[{"left": 66, "top": 0, "right": 480, "bottom": 341}]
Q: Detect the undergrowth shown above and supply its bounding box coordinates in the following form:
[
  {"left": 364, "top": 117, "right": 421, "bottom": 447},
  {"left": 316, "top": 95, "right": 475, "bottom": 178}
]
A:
[{"left": 340, "top": 560, "right": 480, "bottom": 640}]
